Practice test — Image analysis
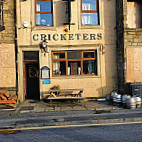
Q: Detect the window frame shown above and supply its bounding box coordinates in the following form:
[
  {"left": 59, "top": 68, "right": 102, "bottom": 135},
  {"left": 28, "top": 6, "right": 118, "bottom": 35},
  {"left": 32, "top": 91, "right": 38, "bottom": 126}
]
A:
[
  {"left": 52, "top": 50, "right": 97, "bottom": 77},
  {"left": 35, "top": 0, "right": 53, "bottom": 27},
  {"left": 81, "top": 0, "right": 100, "bottom": 26}
]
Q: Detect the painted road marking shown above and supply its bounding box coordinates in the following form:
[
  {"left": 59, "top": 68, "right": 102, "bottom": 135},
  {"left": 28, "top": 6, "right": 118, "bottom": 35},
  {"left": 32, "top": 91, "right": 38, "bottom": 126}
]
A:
[{"left": 1, "top": 121, "right": 142, "bottom": 131}]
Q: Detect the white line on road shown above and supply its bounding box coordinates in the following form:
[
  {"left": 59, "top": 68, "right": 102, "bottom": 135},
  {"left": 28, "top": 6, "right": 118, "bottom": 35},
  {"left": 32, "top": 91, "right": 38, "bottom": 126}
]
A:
[{"left": 7, "top": 121, "right": 142, "bottom": 131}]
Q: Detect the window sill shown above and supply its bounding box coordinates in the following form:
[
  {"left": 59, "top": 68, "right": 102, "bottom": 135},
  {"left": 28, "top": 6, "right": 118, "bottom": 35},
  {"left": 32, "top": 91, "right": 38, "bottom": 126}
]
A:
[
  {"left": 79, "top": 25, "right": 103, "bottom": 30},
  {"left": 32, "top": 26, "right": 56, "bottom": 31}
]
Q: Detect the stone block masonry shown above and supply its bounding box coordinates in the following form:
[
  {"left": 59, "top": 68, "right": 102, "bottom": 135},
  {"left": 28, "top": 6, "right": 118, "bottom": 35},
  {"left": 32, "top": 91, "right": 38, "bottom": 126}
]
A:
[
  {"left": 0, "top": 0, "right": 16, "bottom": 95},
  {"left": 0, "top": 0, "right": 15, "bottom": 44}
]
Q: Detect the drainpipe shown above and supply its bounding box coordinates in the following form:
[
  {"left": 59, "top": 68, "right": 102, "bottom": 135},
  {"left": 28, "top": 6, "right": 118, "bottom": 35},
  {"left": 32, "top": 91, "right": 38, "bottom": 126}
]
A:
[{"left": 14, "top": 0, "right": 18, "bottom": 98}]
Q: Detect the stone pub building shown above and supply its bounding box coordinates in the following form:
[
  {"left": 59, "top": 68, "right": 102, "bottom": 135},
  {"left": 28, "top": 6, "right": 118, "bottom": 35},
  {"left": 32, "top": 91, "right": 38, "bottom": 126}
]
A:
[{"left": 15, "top": 0, "right": 118, "bottom": 101}]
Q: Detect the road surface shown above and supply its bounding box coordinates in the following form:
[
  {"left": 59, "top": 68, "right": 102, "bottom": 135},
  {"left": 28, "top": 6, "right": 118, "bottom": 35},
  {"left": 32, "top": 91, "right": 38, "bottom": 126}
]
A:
[{"left": 0, "top": 123, "right": 142, "bottom": 142}]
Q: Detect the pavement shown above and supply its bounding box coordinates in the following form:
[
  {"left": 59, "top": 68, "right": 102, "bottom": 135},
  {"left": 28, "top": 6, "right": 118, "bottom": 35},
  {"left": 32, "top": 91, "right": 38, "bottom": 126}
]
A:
[{"left": 0, "top": 99, "right": 142, "bottom": 129}]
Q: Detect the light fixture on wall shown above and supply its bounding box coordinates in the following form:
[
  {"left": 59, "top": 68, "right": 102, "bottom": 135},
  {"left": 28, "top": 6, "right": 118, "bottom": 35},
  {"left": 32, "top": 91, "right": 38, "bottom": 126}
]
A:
[
  {"left": 22, "top": 22, "right": 28, "bottom": 28},
  {"left": 40, "top": 40, "right": 48, "bottom": 55}
]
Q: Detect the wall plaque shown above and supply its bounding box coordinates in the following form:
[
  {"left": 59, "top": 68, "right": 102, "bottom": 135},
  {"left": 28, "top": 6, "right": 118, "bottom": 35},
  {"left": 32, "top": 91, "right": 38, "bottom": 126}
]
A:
[{"left": 41, "top": 66, "right": 50, "bottom": 79}]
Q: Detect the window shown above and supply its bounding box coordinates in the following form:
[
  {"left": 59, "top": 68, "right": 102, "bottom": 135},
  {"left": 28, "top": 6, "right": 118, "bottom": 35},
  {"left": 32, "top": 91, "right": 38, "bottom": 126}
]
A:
[
  {"left": 81, "top": 0, "right": 99, "bottom": 25},
  {"left": 127, "top": 0, "right": 142, "bottom": 28},
  {"left": 35, "top": 0, "right": 53, "bottom": 26},
  {"left": 24, "top": 51, "right": 39, "bottom": 61},
  {"left": 52, "top": 50, "right": 97, "bottom": 76}
]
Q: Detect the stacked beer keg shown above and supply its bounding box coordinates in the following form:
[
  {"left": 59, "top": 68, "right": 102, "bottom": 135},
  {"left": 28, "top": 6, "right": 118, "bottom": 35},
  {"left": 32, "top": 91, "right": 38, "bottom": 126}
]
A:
[{"left": 111, "top": 91, "right": 141, "bottom": 109}]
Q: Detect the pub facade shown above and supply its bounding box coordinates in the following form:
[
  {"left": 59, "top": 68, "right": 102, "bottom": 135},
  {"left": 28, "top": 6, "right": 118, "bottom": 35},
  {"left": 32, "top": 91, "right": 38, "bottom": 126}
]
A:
[{"left": 16, "top": 0, "right": 117, "bottom": 101}]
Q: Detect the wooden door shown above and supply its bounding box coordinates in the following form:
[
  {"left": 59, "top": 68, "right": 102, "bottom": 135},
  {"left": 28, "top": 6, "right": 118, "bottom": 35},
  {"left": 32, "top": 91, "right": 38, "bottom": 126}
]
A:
[{"left": 25, "top": 63, "right": 40, "bottom": 100}]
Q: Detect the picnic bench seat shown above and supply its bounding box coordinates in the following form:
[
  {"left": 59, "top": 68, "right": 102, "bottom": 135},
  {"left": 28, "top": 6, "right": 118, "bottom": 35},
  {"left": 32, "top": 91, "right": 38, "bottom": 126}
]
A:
[{"left": 0, "top": 90, "right": 17, "bottom": 108}]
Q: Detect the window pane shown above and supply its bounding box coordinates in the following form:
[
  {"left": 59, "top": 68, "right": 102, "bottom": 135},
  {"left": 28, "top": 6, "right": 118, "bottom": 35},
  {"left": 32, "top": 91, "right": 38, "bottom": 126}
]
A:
[
  {"left": 53, "top": 61, "right": 66, "bottom": 75},
  {"left": 82, "top": 13, "right": 98, "bottom": 25},
  {"left": 36, "top": 1, "right": 51, "bottom": 11},
  {"left": 82, "top": 0, "right": 97, "bottom": 10},
  {"left": 36, "top": 14, "right": 52, "bottom": 26},
  {"left": 68, "top": 61, "right": 81, "bottom": 75},
  {"left": 83, "top": 60, "right": 97, "bottom": 75},
  {"left": 24, "top": 51, "right": 39, "bottom": 60},
  {"left": 53, "top": 53, "right": 65, "bottom": 59},
  {"left": 67, "top": 52, "right": 81, "bottom": 59},
  {"left": 84, "top": 52, "right": 95, "bottom": 58}
]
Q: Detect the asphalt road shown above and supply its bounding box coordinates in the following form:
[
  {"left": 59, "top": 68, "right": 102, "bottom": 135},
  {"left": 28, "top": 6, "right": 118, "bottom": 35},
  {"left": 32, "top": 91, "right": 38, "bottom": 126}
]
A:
[{"left": 0, "top": 123, "right": 142, "bottom": 142}]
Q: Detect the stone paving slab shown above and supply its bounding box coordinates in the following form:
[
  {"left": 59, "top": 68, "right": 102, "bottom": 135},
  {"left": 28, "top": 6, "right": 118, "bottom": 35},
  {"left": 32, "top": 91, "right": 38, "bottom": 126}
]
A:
[{"left": 14, "top": 100, "right": 121, "bottom": 113}]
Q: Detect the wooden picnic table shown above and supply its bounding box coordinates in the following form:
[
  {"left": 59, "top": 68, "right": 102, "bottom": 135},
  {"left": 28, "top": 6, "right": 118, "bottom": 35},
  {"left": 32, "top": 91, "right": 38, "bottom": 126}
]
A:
[
  {"left": 43, "top": 89, "right": 84, "bottom": 106},
  {"left": 0, "top": 90, "right": 17, "bottom": 108},
  {"left": 43, "top": 89, "right": 84, "bottom": 98}
]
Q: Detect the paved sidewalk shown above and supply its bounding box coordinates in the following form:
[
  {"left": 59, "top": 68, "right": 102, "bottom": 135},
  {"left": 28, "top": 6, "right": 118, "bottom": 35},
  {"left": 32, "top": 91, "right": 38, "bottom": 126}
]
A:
[{"left": 15, "top": 99, "right": 120, "bottom": 113}]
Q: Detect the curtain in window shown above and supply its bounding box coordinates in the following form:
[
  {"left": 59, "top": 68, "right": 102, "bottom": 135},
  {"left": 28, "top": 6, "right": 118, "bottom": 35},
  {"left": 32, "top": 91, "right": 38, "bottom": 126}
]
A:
[
  {"left": 82, "top": 2, "right": 91, "bottom": 25},
  {"left": 82, "top": 14, "right": 91, "bottom": 25},
  {"left": 53, "top": 62, "right": 60, "bottom": 75},
  {"left": 36, "top": 4, "right": 40, "bottom": 25},
  {"left": 82, "top": 3, "right": 91, "bottom": 10},
  {"left": 53, "top": 54, "right": 60, "bottom": 75}
]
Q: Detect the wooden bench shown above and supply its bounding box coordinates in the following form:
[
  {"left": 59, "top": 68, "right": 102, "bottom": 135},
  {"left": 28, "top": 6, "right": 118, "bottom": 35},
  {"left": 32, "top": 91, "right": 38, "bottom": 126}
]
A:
[{"left": 0, "top": 90, "right": 17, "bottom": 108}]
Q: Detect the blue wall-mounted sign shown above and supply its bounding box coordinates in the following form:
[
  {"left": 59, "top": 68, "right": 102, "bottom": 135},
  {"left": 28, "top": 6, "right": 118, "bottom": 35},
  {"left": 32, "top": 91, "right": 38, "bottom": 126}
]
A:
[
  {"left": 42, "top": 79, "right": 51, "bottom": 84},
  {"left": 41, "top": 66, "right": 50, "bottom": 79}
]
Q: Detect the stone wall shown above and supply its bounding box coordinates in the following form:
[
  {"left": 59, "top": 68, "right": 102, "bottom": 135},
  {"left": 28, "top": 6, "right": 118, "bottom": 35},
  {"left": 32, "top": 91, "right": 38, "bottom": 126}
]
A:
[
  {"left": 123, "top": 0, "right": 142, "bottom": 83},
  {"left": 0, "top": 0, "right": 15, "bottom": 44},
  {"left": 0, "top": 0, "right": 16, "bottom": 95}
]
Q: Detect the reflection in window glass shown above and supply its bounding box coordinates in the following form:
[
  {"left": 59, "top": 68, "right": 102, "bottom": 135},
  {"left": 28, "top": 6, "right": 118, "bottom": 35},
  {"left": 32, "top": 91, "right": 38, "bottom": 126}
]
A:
[
  {"left": 67, "top": 52, "right": 81, "bottom": 59},
  {"left": 68, "top": 61, "right": 81, "bottom": 75},
  {"left": 84, "top": 52, "right": 95, "bottom": 58},
  {"left": 82, "top": 0, "right": 97, "bottom": 10},
  {"left": 82, "top": 13, "right": 98, "bottom": 25},
  {"left": 83, "top": 60, "right": 97, "bottom": 75},
  {"left": 53, "top": 53, "right": 65, "bottom": 59},
  {"left": 52, "top": 50, "right": 97, "bottom": 76},
  {"left": 37, "top": 1, "right": 51, "bottom": 11},
  {"left": 53, "top": 61, "right": 66, "bottom": 75},
  {"left": 36, "top": 14, "right": 52, "bottom": 26},
  {"left": 24, "top": 51, "right": 39, "bottom": 61},
  {"left": 35, "top": 0, "right": 52, "bottom": 26}
]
